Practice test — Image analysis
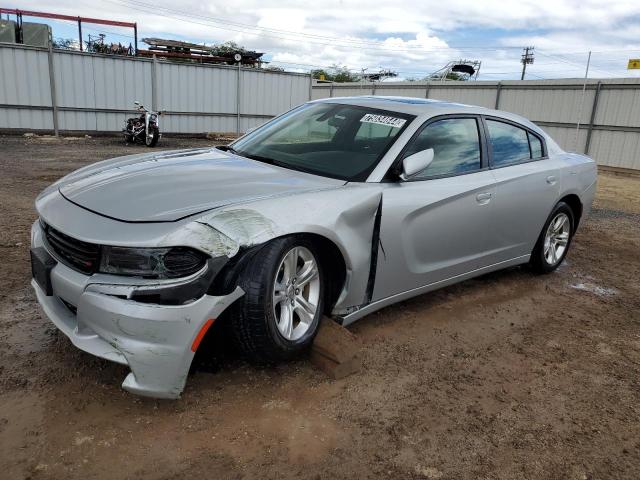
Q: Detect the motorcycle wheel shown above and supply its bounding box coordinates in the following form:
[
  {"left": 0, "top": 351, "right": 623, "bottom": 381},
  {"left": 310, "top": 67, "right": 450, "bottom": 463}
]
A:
[
  {"left": 124, "top": 134, "right": 134, "bottom": 144},
  {"left": 145, "top": 128, "right": 159, "bottom": 147}
]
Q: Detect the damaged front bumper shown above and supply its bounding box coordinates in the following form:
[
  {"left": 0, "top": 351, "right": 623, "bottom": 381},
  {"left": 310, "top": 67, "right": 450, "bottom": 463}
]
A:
[{"left": 30, "top": 221, "right": 244, "bottom": 399}]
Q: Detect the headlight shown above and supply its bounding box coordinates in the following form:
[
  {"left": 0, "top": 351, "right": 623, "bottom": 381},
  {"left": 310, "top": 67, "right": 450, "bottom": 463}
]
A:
[{"left": 99, "top": 246, "right": 207, "bottom": 279}]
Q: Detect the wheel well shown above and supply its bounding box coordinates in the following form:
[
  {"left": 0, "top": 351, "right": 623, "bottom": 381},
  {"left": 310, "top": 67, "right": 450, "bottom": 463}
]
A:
[
  {"left": 209, "top": 233, "right": 347, "bottom": 316},
  {"left": 559, "top": 194, "right": 583, "bottom": 229},
  {"left": 299, "top": 233, "right": 347, "bottom": 316}
]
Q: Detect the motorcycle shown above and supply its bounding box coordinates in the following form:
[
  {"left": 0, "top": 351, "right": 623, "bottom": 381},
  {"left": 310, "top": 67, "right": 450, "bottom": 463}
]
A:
[{"left": 123, "top": 101, "right": 162, "bottom": 147}]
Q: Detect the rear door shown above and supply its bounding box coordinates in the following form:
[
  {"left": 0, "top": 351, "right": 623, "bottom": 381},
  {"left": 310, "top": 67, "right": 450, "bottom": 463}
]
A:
[
  {"left": 483, "top": 117, "right": 563, "bottom": 261},
  {"left": 373, "top": 115, "right": 499, "bottom": 301}
]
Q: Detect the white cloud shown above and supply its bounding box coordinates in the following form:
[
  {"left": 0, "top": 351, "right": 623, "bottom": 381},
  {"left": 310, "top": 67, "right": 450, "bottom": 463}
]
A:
[{"left": 7, "top": 0, "right": 640, "bottom": 78}]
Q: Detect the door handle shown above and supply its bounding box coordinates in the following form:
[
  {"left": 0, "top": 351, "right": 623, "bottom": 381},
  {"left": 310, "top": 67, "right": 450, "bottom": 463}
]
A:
[
  {"left": 546, "top": 175, "right": 557, "bottom": 185},
  {"left": 476, "top": 192, "right": 492, "bottom": 204}
]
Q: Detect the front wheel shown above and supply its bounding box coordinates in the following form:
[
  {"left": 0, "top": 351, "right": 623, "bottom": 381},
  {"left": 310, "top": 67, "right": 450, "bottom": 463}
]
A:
[
  {"left": 530, "top": 201, "right": 574, "bottom": 273},
  {"left": 230, "top": 237, "right": 324, "bottom": 364},
  {"left": 145, "top": 127, "right": 159, "bottom": 147}
]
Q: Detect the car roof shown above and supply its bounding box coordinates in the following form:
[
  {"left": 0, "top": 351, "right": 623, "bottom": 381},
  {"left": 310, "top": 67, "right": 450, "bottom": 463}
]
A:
[
  {"left": 310, "top": 95, "right": 541, "bottom": 132},
  {"left": 311, "top": 95, "right": 469, "bottom": 114}
]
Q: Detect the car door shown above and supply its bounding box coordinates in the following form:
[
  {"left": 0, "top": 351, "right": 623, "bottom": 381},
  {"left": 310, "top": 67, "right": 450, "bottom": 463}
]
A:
[
  {"left": 483, "top": 117, "right": 563, "bottom": 262},
  {"left": 372, "top": 115, "right": 499, "bottom": 302}
]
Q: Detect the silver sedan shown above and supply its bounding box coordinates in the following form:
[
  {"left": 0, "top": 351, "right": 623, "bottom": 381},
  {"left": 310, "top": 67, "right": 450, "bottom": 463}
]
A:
[{"left": 31, "top": 96, "right": 597, "bottom": 398}]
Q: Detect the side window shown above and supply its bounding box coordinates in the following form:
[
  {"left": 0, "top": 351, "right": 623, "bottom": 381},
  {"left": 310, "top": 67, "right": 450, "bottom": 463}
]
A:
[
  {"left": 403, "top": 118, "right": 481, "bottom": 179},
  {"left": 528, "top": 132, "right": 543, "bottom": 159},
  {"left": 486, "top": 120, "right": 531, "bottom": 166}
]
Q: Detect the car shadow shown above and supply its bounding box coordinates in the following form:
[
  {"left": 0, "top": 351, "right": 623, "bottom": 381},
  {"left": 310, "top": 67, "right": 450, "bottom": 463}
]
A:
[
  {"left": 191, "top": 264, "right": 539, "bottom": 375},
  {"left": 191, "top": 315, "right": 245, "bottom": 373}
]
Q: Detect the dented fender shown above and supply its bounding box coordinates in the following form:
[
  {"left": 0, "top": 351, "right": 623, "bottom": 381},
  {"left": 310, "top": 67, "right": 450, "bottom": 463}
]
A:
[
  {"left": 36, "top": 178, "right": 384, "bottom": 314},
  {"left": 181, "top": 184, "right": 384, "bottom": 313}
]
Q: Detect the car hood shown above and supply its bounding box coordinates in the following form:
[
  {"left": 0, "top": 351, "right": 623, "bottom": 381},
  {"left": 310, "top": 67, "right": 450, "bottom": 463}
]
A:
[{"left": 57, "top": 148, "right": 344, "bottom": 222}]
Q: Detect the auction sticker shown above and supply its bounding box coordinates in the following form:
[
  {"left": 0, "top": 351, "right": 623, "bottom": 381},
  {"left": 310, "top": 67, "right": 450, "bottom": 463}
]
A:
[{"left": 360, "top": 113, "right": 406, "bottom": 128}]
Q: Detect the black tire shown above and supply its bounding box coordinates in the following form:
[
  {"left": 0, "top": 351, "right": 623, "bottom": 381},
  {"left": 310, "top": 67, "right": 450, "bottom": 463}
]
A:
[
  {"left": 230, "top": 236, "right": 324, "bottom": 364},
  {"left": 124, "top": 134, "right": 134, "bottom": 144},
  {"left": 145, "top": 127, "right": 159, "bottom": 147},
  {"left": 530, "top": 201, "right": 575, "bottom": 274}
]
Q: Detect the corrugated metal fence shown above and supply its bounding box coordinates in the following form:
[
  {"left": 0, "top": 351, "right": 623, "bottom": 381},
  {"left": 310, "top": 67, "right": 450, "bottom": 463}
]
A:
[
  {"left": 0, "top": 43, "right": 312, "bottom": 135},
  {"left": 1, "top": 41, "right": 639, "bottom": 171},
  {"left": 313, "top": 79, "right": 640, "bottom": 171}
]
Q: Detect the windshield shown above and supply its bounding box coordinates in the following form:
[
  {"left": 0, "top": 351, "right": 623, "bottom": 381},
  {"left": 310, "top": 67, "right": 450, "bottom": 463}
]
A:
[{"left": 230, "top": 103, "right": 414, "bottom": 181}]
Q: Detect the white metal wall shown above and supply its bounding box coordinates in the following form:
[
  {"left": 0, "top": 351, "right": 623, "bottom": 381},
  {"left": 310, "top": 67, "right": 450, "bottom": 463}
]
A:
[
  {"left": 0, "top": 45, "right": 52, "bottom": 129},
  {"left": 2, "top": 42, "right": 639, "bottom": 171},
  {"left": 0, "top": 43, "right": 312, "bottom": 134},
  {"left": 313, "top": 79, "right": 640, "bottom": 171}
]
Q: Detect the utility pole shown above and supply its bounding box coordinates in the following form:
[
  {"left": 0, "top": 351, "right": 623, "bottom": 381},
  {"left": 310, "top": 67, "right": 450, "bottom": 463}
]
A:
[
  {"left": 520, "top": 46, "right": 535, "bottom": 80},
  {"left": 574, "top": 50, "right": 592, "bottom": 151}
]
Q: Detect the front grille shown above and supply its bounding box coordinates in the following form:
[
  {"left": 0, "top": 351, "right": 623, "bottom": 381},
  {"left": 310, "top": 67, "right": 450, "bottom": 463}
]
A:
[{"left": 42, "top": 223, "right": 100, "bottom": 274}]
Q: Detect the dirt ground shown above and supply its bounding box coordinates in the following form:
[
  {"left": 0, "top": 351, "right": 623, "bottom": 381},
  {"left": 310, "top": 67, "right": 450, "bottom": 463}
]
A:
[{"left": 0, "top": 134, "right": 639, "bottom": 480}]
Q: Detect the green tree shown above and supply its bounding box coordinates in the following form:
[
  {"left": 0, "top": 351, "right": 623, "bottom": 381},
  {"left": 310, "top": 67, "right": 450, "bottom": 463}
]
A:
[
  {"left": 209, "top": 41, "right": 249, "bottom": 56},
  {"left": 312, "top": 65, "right": 359, "bottom": 82}
]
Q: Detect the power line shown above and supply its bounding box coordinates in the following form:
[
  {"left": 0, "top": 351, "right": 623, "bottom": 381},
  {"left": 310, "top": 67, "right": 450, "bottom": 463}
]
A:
[
  {"left": 82, "top": 26, "right": 135, "bottom": 40},
  {"left": 110, "top": 1, "right": 639, "bottom": 79},
  {"left": 270, "top": 60, "right": 438, "bottom": 78},
  {"left": 536, "top": 50, "right": 620, "bottom": 77},
  {"left": 36, "top": 0, "right": 640, "bottom": 61},
  {"left": 25, "top": 14, "right": 136, "bottom": 41},
  {"left": 32, "top": 2, "right": 640, "bottom": 80},
  {"left": 270, "top": 60, "right": 561, "bottom": 80},
  {"left": 538, "top": 47, "right": 640, "bottom": 55},
  {"left": 103, "top": 0, "right": 528, "bottom": 54}
]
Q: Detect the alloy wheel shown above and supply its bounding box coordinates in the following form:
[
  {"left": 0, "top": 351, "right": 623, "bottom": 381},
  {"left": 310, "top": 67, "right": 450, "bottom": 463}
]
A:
[
  {"left": 272, "top": 246, "right": 320, "bottom": 341},
  {"left": 543, "top": 212, "right": 570, "bottom": 265}
]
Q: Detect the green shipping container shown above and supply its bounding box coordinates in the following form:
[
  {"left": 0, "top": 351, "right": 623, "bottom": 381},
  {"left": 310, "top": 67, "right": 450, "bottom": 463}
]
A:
[
  {"left": 22, "top": 22, "right": 51, "bottom": 47},
  {"left": 0, "top": 20, "right": 17, "bottom": 43}
]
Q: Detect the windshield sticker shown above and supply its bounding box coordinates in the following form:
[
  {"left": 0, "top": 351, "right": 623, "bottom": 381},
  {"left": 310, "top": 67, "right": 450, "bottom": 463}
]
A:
[{"left": 360, "top": 114, "right": 406, "bottom": 128}]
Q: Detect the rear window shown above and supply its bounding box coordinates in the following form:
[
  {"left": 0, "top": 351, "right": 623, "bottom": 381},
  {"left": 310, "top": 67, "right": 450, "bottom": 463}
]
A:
[
  {"left": 486, "top": 120, "right": 531, "bottom": 166},
  {"left": 528, "top": 132, "right": 543, "bottom": 158}
]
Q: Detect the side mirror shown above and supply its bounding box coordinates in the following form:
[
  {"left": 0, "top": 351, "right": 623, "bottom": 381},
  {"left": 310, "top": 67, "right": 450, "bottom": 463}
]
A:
[{"left": 400, "top": 149, "right": 434, "bottom": 180}]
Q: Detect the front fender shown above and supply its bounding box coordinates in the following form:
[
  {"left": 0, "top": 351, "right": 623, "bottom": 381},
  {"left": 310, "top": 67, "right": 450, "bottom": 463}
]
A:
[{"left": 191, "top": 184, "right": 383, "bottom": 313}]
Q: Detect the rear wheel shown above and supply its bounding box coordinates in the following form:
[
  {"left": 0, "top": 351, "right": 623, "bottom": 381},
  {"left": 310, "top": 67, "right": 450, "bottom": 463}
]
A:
[
  {"left": 230, "top": 237, "right": 324, "bottom": 364},
  {"left": 530, "top": 201, "right": 574, "bottom": 273}
]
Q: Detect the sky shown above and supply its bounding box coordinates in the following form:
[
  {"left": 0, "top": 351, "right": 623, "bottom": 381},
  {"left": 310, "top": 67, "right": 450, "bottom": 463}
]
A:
[{"left": 4, "top": 0, "right": 640, "bottom": 80}]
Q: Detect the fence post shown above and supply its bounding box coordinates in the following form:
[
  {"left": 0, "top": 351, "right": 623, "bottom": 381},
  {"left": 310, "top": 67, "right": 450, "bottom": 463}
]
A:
[
  {"left": 585, "top": 81, "right": 602, "bottom": 155},
  {"left": 494, "top": 82, "right": 502, "bottom": 109},
  {"left": 151, "top": 54, "right": 158, "bottom": 111},
  {"left": 372, "top": 82, "right": 376, "bottom": 96},
  {"left": 330, "top": 83, "right": 334, "bottom": 98},
  {"left": 308, "top": 72, "right": 313, "bottom": 101},
  {"left": 236, "top": 63, "right": 241, "bottom": 135},
  {"left": 425, "top": 82, "right": 430, "bottom": 99},
  {"left": 47, "top": 41, "right": 59, "bottom": 136}
]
